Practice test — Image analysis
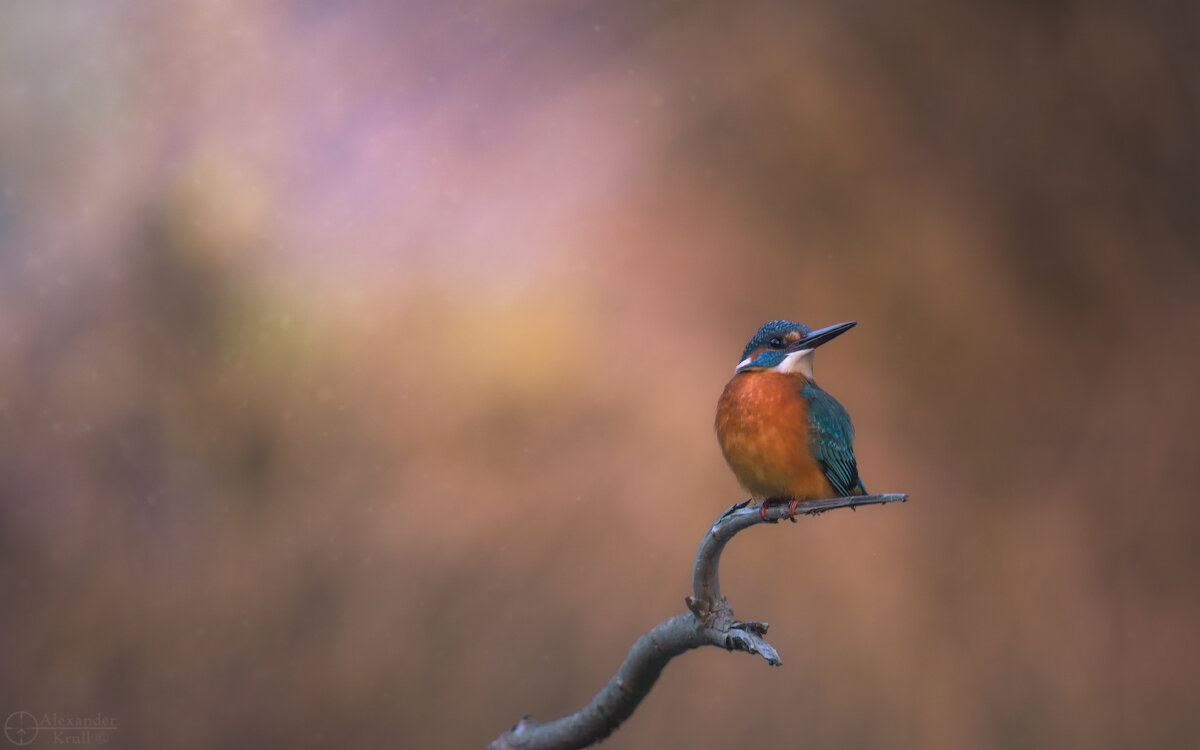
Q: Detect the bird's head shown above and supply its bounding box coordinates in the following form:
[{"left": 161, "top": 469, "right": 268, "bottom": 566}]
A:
[{"left": 734, "top": 319, "right": 857, "bottom": 379}]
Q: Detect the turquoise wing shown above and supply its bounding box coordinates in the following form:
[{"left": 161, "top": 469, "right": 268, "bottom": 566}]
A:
[{"left": 801, "top": 382, "right": 864, "bottom": 496}]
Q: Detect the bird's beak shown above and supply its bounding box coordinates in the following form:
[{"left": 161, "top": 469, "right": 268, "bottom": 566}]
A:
[{"left": 787, "top": 320, "right": 857, "bottom": 352}]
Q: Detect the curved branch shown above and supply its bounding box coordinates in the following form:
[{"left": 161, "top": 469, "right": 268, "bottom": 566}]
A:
[{"left": 487, "top": 493, "right": 907, "bottom": 750}]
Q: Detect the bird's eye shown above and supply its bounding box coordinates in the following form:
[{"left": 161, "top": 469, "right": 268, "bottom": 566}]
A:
[{"left": 769, "top": 337, "right": 783, "bottom": 348}]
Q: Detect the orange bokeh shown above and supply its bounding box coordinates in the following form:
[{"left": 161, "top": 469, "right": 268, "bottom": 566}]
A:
[{"left": 1, "top": 2, "right": 1197, "bottom": 748}]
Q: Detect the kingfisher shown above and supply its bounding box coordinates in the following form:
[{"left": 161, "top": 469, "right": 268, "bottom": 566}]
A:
[{"left": 716, "top": 319, "right": 865, "bottom": 520}]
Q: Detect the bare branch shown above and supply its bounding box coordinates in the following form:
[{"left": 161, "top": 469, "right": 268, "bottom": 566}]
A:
[{"left": 487, "top": 493, "right": 907, "bottom": 750}]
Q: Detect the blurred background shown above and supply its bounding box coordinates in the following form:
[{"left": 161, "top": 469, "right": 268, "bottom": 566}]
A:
[{"left": 1, "top": 1, "right": 1197, "bottom": 748}]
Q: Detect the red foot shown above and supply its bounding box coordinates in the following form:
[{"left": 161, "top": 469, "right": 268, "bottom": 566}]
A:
[
  {"left": 753, "top": 496, "right": 801, "bottom": 520},
  {"left": 758, "top": 498, "right": 801, "bottom": 522}
]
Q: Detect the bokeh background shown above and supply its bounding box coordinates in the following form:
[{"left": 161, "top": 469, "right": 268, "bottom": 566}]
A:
[{"left": 2, "top": 1, "right": 1198, "bottom": 748}]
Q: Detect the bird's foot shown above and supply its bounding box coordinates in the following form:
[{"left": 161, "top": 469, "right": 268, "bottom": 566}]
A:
[
  {"left": 786, "top": 499, "right": 800, "bottom": 522},
  {"left": 758, "top": 498, "right": 801, "bottom": 522}
]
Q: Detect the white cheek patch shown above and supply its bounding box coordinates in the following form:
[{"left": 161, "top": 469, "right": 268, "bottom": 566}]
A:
[{"left": 774, "top": 348, "right": 814, "bottom": 379}]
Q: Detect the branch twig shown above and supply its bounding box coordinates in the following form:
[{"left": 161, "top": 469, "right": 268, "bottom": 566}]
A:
[{"left": 487, "top": 493, "right": 907, "bottom": 750}]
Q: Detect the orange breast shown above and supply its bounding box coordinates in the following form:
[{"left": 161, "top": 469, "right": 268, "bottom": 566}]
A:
[{"left": 715, "top": 371, "right": 836, "bottom": 500}]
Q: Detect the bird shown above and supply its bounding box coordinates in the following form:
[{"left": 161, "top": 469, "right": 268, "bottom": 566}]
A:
[{"left": 715, "top": 319, "right": 865, "bottom": 520}]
